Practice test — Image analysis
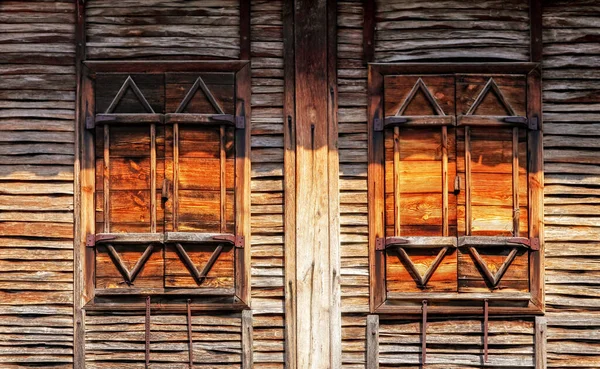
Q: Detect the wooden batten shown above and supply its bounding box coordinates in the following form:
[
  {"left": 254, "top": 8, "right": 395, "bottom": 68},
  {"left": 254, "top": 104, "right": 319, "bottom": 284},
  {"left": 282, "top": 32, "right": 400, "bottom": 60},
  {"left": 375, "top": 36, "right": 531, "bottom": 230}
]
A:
[
  {"left": 283, "top": 0, "right": 297, "bottom": 367},
  {"left": 366, "top": 315, "right": 380, "bottom": 369}
]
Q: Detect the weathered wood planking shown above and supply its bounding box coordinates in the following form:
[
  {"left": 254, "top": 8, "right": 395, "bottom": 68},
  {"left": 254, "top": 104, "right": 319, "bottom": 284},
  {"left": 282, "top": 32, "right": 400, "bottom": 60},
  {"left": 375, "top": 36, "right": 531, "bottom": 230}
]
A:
[
  {"left": 542, "top": 1, "right": 600, "bottom": 368},
  {"left": 374, "top": 0, "right": 531, "bottom": 62},
  {"left": 85, "top": 0, "right": 241, "bottom": 60},
  {"left": 250, "top": 1, "right": 286, "bottom": 368},
  {"left": 0, "top": 0, "right": 76, "bottom": 367}
]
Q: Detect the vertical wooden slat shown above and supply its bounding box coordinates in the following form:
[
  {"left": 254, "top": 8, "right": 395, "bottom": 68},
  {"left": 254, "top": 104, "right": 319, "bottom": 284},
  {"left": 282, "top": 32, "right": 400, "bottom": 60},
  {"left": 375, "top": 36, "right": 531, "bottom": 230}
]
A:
[
  {"left": 173, "top": 123, "right": 179, "bottom": 232},
  {"left": 74, "top": 1, "right": 88, "bottom": 366},
  {"left": 535, "top": 316, "right": 547, "bottom": 369},
  {"left": 527, "top": 68, "right": 544, "bottom": 310},
  {"left": 295, "top": 0, "right": 330, "bottom": 366},
  {"left": 283, "top": 0, "right": 297, "bottom": 366},
  {"left": 103, "top": 125, "right": 110, "bottom": 233},
  {"left": 239, "top": 0, "right": 251, "bottom": 60},
  {"left": 464, "top": 127, "right": 472, "bottom": 236},
  {"left": 393, "top": 126, "right": 401, "bottom": 236},
  {"left": 150, "top": 123, "right": 157, "bottom": 233},
  {"left": 234, "top": 63, "right": 251, "bottom": 305},
  {"left": 242, "top": 310, "right": 254, "bottom": 369},
  {"left": 366, "top": 315, "right": 379, "bottom": 369},
  {"left": 442, "top": 126, "right": 449, "bottom": 237},
  {"left": 512, "top": 127, "right": 519, "bottom": 237},
  {"left": 363, "top": 0, "right": 375, "bottom": 65},
  {"left": 220, "top": 125, "right": 226, "bottom": 233},
  {"left": 529, "top": 0, "right": 543, "bottom": 62},
  {"left": 327, "top": 0, "right": 341, "bottom": 367},
  {"left": 368, "top": 66, "right": 385, "bottom": 310}
]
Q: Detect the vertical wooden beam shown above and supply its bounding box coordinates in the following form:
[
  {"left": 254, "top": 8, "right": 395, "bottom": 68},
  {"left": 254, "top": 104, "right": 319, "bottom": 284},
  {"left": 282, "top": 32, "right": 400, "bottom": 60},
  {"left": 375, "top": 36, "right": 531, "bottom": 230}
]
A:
[
  {"left": 535, "top": 316, "right": 547, "bottom": 369},
  {"left": 366, "top": 315, "right": 379, "bottom": 369},
  {"left": 73, "top": 0, "right": 88, "bottom": 367},
  {"left": 527, "top": 68, "right": 544, "bottom": 311},
  {"left": 512, "top": 127, "right": 519, "bottom": 236},
  {"left": 241, "top": 310, "right": 254, "bottom": 369},
  {"left": 150, "top": 123, "right": 157, "bottom": 233},
  {"left": 295, "top": 0, "right": 331, "bottom": 367},
  {"left": 464, "top": 127, "right": 472, "bottom": 236},
  {"left": 368, "top": 66, "right": 385, "bottom": 311},
  {"left": 393, "top": 127, "right": 401, "bottom": 236},
  {"left": 363, "top": 0, "right": 375, "bottom": 64},
  {"left": 327, "top": 0, "right": 341, "bottom": 367},
  {"left": 235, "top": 63, "right": 251, "bottom": 305},
  {"left": 529, "top": 0, "right": 543, "bottom": 62},
  {"left": 239, "top": 0, "right": 251, "bottom": 60},
  {"left": 283, "top": 0, "right": 297, "bottom": 367},
  {"left": 442, "top": 126, "right": 449, "bottom": 237},
  {"left": 220, "top": 125, "right": 227, "bottom": 233},
  {"left": 173, "top": 123, "right": 180, "bottom": 231},
  {"left": 103, "top": 125, "right": 110, "bottom": 233}
]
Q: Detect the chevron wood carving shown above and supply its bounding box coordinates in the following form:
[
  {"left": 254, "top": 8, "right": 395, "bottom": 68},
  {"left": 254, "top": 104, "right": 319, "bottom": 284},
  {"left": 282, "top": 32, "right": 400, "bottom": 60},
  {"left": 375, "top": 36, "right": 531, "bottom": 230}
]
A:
[
  {"left": 395, "top": 246, "right": 451, "bottom": 288},
  {"left": 106, "top": 244, "right": 155, "bottom": 285}
]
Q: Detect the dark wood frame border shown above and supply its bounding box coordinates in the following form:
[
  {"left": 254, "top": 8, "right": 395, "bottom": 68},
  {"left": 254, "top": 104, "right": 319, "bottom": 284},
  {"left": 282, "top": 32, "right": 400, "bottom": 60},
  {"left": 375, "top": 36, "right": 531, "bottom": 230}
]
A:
[
  {"left": 77, "top": 60, "right": 251, "bottom": 312},
  {"left": 368, "top": 62, "right": 544, "bottom": 316}
]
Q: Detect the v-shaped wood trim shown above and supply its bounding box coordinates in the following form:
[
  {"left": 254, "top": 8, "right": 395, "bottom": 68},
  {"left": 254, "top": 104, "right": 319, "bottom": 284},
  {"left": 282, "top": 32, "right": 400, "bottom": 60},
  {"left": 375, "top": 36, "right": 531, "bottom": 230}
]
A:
[
  {"left": 174, "top": 243, "right": 224, "bottom": 285},
  {"left": 396, "top": 246, "right": 450, "bottom": 288},
  {"left": 105, "top": 75, "right": 155, "bottom": 114},
  {"left": 468, "top": 246, "right": 519, "bottom": 288},
  {"left": 395, "top": 77, "right": 446, "bottom": 116},
  {"left": 176, "top": 76, "right": 225, "bottom": 114},
  {"left": 465, "top": 77, "right": 516, "bottom": 116},
  {"left": 106, "top": 244, "right": 155, "bottom": 285}
]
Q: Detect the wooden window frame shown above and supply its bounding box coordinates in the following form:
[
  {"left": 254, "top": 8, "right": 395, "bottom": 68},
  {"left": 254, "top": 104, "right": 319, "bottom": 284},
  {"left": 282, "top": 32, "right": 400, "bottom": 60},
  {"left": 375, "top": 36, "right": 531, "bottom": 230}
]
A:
[
  {"left": 368, "top": 63, "right": 544, "bottom": 316},
  {"left": 77, "top": 61, "right": 251, "bottom": 312}
]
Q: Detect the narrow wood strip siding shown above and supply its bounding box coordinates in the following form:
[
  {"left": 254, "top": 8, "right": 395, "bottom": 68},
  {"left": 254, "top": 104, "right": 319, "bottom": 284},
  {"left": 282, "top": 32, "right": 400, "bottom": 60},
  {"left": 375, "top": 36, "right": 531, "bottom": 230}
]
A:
[
  {"left": 86, "top": 0, "right": 240, "bottom": 60},
  {"left": 338, "top": 1, "right": 370, "bottom": 368},
  {"left": 249, "top": 1, "right": 286, "bottom": 368},
  {"left": 85, "top": 312, "right": 243, "bottom": 368},
  {"left": 378, "top": 318, "right": 534, "bottom": 367},
  {"left": 0, "top": 1, "right": 76, "bottom": 367},
  {"left": 542, "top": 1, "right": 600, "bottom": 367},
  {"left": 375, "top": 0, "right": 531, "bottom": 62}
]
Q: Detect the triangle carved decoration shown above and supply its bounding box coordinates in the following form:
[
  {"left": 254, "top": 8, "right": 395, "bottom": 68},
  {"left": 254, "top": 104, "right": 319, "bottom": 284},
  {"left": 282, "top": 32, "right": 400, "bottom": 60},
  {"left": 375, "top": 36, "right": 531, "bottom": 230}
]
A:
[
  {"left": 105, "top": 75, "right": 155, "bottom": 114},
  {"left": 465, "top": 77, "right": 516, "bottom": 116},
  {"left": 106, "top": 244, "right": 155, "bottom": 285},
  {"left": 176, "top": 76, "right": 225, "bottom": 114},
  {"left": 468, "top": 246, "right": 519, "bottom": 289},
  {"left": 395, "top": 77, "right": 446, "bottom": 117},
  {"left": 395, "top": 246, "right": 450, "bottom": 288},
  {"left": 173, "top": 243, "right": 225, "bottom": 286}
]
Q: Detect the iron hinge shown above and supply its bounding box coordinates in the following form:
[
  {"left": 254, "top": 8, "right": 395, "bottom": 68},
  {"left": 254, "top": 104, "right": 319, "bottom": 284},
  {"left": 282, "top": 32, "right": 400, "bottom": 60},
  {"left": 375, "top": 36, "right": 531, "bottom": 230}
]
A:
[
  {"left": 211, "top": 234, "right": 245, "bottom": 248},
  {"left": 529, "top": 116, "right": 539, "bottom": 131},
  {"left": 86, "top": 234, "right": 118, "bottom": 247}
]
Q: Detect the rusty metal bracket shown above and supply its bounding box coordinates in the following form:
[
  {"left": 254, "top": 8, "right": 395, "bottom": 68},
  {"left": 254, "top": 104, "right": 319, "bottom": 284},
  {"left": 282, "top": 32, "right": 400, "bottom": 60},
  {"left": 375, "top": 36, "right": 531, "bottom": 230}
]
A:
[
  {"left": 85, "top": 115, "right": 95, "bottom": 130},
  {"left": 422, "top": 300, "right": 428, "bottom": 365},
  {"left": 507, "top": 237, "right": 540, "bottom": 251},
  {"left": 373, "top": 117, "right": 383, "bottom": 132},
  {"left": 236, "top": 115, "right": 246, "bottom": 129},
  {"left": 86, "top": 234, "right": 117, "bottom": 247},
  {"left": 211, "top": 114, "right": 246, "bottom": 129},
  {"left": 503, "top": 116, "right": 528, "bottom": 125},
  {"left": 528, "top": 116, "right": 539, "bottom": 130},
  {"left": 211, "top": 234, "right": 245, "bottom": 248},
  {"left": 375, "top": 237, "right": 409, "bottom": 251}
]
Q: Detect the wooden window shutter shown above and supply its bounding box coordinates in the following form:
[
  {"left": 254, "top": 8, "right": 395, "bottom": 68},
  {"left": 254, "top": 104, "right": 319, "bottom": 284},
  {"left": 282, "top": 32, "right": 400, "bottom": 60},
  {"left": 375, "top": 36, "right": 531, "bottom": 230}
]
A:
[
  {"left": 456, "top": 74, "right": 530, "bottom": 293},
  {"left": 164, "top": 73, "right": 237, "bottom": 290},
  {"left": 381, "top": 75, "right": 458, "bottom": 294},
  {"left": 94, "top": 74, "right": 165, "bottom": 291},
  {"left": 84, "top": 62, "right": 251, "bottom": 308},
  {"left": 368, "top": 64, "right": 543, "bottom": 314}
]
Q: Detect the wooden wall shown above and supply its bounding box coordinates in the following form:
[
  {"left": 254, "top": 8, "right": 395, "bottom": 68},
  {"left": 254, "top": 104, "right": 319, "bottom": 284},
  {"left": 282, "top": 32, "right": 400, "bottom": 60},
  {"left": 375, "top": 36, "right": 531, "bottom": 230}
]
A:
[
  {"left": 542, "top": 1, "right": 600, "bottom": 367},
  {"left": 0, "top": 0, "right": 599, "bottom": 368},
  {"left": 0, "top": 1, "right": 76, "bottom": 367}
]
